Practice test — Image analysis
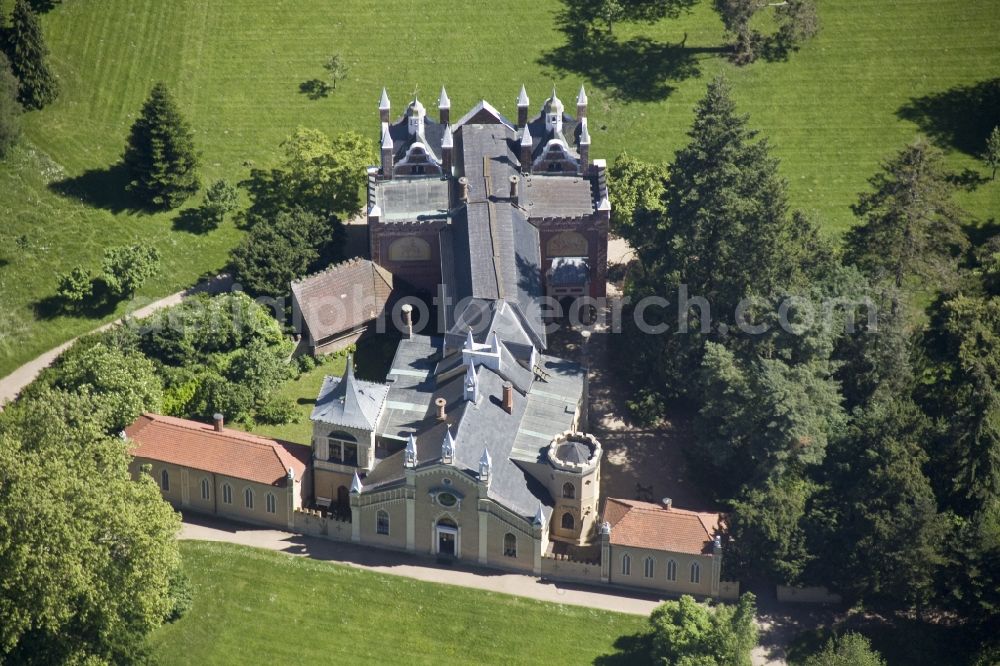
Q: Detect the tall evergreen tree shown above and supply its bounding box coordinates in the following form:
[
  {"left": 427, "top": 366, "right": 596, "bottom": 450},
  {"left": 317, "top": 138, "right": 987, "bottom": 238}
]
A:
[
  {"left": 123, "top": 82, "right": 200, "bottom": 209},
  {"left": 844, "top": 140, "right": 968, "bottom": 301},
  {"left": 5, "top": 0, "right": 59, "bottom": 109},
  {"left": 0, "top": 52, "right": 22, "bottom": 158}
]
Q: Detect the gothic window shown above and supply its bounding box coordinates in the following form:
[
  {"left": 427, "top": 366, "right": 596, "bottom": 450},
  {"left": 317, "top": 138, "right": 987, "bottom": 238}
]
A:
[
  {"left": 667, "top": 559, "right": 677, "bottom": 582},
  {"left": 160, "top": 469, "right": 169, "bottom": 491},
  {"left": 621, "top": 553, "right": 631, "bottom": 576},
  {"left": 326, "top": 432, "right": 359, "bottom": 466},
  {"left": 266, "top": 493, "right": 276, "bottom": 514},
  {"left": 504, "top": 533, "right": 517, "bottom": 558},
  {"left": 562, "top": 482, "right": 575, "bottom": 499},
  {"left": 690, "top": 562, "right": 701, "bottom": 584},
  {"left": 644, "top": 557, "right": 655, "bottom": 579},
  {"left": 222, "top": 483, "right": 232, "bottom": 504},
  {"left": 200, "top": 478, "right": 210, "bottom": 500},
  {"left": 376, "top": 510, "right": 390, "bottom": 535},
  {"left": 561, "top": 512, "right": 574, "bottom": 530},
  {"left": 244, "top": 488, "right": 254, "bottom": 510}
]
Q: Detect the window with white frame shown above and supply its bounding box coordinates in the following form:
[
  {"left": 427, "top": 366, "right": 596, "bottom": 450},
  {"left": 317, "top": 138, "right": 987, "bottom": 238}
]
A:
[
  {"left": 621, "top": 553, "right": 631, "bottom": 576},
  {"left": 244, "top": 487, "right": 254, "bottom": 510},
  {"left": 690, "top": 561, "right": 700, "bottom": 584},
  {"left": 644, "top": 556, "right": 654, "bottom": 578},
  {"left": 376, "top": 510, "right": 390, "bottom": 535},
  {"left": 200, "top": 478, "right": 210, "bottom": 500},
  {"left": 326, "top": 432, "right": 359, "bottom": 466},
  {"left": 222, "top": 483, "right": 232, "bottom": 504},
  {"left": 160, "top": 469, "right": 169, "bottom": 491},
  {"left": 667, "top": 559, "right": 677, "bottom": 582},
  {"left": 266, "top": 493, "right": 276, "bottom": 514}
]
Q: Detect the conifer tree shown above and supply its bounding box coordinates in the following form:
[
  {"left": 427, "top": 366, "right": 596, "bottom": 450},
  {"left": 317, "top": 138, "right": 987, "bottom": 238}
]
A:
[
  {"left": 0, "top": 52, "right": 21, "bottom": 158},
  {"left": 123, "top": 82, "right": 200, "bottom": 209},
  {"left": 6, "top": 0, "right": 59, "bottom": 109}
]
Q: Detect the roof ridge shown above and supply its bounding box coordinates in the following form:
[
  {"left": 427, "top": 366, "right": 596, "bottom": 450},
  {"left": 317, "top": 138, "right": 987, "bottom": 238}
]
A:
[
  {"left": 291, "top": 256, "right": 370, "bottom": 285},
  {"left": 141, "top": 413, "right": 298, "bottom": 450}
]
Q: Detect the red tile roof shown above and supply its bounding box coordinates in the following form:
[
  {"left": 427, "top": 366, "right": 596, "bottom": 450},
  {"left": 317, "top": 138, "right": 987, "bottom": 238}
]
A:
[
  {"left": 604, "top": 498, "right": 721, "bottom": 556},
  {"left": 291, "top": 258, "right": 393, "bottom": 342},
  {"left": 126, "top": 413, "right": 309, "bottom": 487}
]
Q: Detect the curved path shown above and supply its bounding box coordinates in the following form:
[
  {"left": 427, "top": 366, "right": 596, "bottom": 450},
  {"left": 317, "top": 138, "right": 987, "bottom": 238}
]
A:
[{"left": 0, "top": 274, "right": 234, "bottom": 409}]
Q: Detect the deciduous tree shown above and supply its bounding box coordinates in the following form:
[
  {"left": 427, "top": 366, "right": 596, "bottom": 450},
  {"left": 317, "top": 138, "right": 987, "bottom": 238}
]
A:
[
  {"left": 196, "top": 178, "right": 239, "bottom": 230},
  {"left": 607, "top": 151, "right": 667, "bottom": 243},
  {"left": 101, "top": 243, "right": 160, "bottom": 298},
  {"left": 123, "top": 82, "right": 200, "bottom": 209},
  {"left": 230, "top": 207, "right": 325, "bottom": 299},
  {"left": 646, "top": 593, "right": 758, "bottom": 666},
  {"left": 802, "top": 633, "right": 886, "bottom": 666}
]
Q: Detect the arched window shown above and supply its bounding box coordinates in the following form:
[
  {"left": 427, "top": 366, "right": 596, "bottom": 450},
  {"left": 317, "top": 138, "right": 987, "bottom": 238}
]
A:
[
  {"left": 621, "top": 553, "right": 631, "bottom": 576},
  {"left": 266, "top": 493, "right": 276, "bottom": 514},
  {"left": 244, "top": 487, "right": 254, "bottom": 510},
  {"left": 376, "top": 510, "right": 390, "bottom": 535},
  {"left": 222, "top": 484, "right": 232, "bottom": 504},
  {"left": 160, "top": 469, "right": 169, "bottom": 491},
  {"left": 690, "top": 561, "right": 701, "bottom": 584},
  {"left": 644, "top": 556, "right": 655, "bottom": 578},
  {"left": 561, "top": 512, "right": 574, "bottom": 530},
  {"left": 666, "top": 559, "right": 677, "bottom": 582},
  {"left": 562, "top": 482, "right": 575, "bottom": 499},
  {"left": 503, "top": 533, "right": 517, "bottom": 558},
  {"left": 200, "top": 478, "right": 210, "bottom": 500}
]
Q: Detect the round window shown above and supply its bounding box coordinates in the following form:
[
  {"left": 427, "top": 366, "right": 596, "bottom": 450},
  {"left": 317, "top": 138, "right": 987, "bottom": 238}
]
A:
[
  {"left": 438, "top": 492, "right": 457, "bottom": 507},
  {"left": 442, "top": 478, "right": 452, "bottom": 486}
]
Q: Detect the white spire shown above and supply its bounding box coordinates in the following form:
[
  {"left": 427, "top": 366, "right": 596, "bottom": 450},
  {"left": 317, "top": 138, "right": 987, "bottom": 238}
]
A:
[
  {"left": 489, "top": 331, "right": 500, "bottom": 355},
  {"left": 404, "top": 433, "right": 417, "bottom": 468},
  {"left": 533, "top": 503, "right": 545, "bottom": 527},
  {"left": 442, "top": 427, "right": 456, "bottom": 464},
  {"left": 379, "top": 87, "right": 391, "bottom": 110},
  {"left": 579, "top": 118, "right": 591, "bottom": 145},
  {"left": 479, "top": 446, "right": 492, "bottom": 482},
  {"left": 517, "top": 84, "right": 529, "bottom": 107},
  {"left": 442, "top": 124, "right": 453, "bottom": 148},
  {"left": 520, "top": 124, "right": 533, "bottom": 146},
  {"left": 350, "top": 471, "right": 363, "bottom": 494},
  {"left": 438, "top": 86, "right": 450, "bottom": 109},
  {"left": 381, "top": 123, "right": 393, "bottom": 149},
  {"left": 576, "top": 84, "right": 588, "bottom": 106},
  {"left": 464, "top": 363, "right": 479, "bottom": 403},
  {"left": 465, "top": 327, "right": 475, "bottom": 350}
]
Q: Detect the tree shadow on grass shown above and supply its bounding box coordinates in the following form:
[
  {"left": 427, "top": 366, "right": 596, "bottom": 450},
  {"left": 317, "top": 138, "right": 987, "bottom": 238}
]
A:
[
  {"left": 172, "top": 207, "right": 215, "bottom": 234},
  {"left": 592, "top": 631, "right": 652, "bottom": 665},
  {"left": 896, "top": 78, "right": 1000, "bottom": 156},
  {"left": 299, "top": 79, "right": 331, "bottom": 100},
  {"left": 538, "top": 3, "right": 720, "bottom": 103},
  {"left": 32, "top": 289, "right": 119, "bottom": 322},
  {"left": 48, "top": 162, "right": 148, "bottom": 214}
]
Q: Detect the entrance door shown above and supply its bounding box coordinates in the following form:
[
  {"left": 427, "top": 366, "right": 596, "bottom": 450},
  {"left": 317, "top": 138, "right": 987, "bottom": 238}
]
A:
[{"left": 438, "top": 531, "right": 455, "bottom": 556}]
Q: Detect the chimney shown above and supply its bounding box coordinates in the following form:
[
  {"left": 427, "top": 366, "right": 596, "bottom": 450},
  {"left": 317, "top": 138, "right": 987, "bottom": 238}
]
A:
[
  {"left": 438, "top": 86, "right": 451, "bottom": 125},
  {"left": 435, "top": 397, "right": 447, "bottom": 422},
  {"left": 516, "top": 84, "right": 529, "bottom": 127},
  {"left": 401, "top": 303, "right": 413, "bottom": 338},
  {"left": 661, "top": 497, "right": 672, "bottom": 510},
  {"left": 502, "top": 381, "right": 514, "bottom": 414},
  {"left": 458, "top": 176, "right": 469, "bottom": 202},
  {"left": 213, "top": 413, "right": 224, "bottom": 432},
  {"left": 509, "top": 175, "right": 519, "bottom": 199}
]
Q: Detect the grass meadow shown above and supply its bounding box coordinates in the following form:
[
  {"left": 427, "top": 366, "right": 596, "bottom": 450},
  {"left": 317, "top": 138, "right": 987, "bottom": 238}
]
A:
[
  {"left": 149, "top": 540, "right": 646, "bottom": 665},
  {"left": 0, "top": 0, "right": 997, "bottom": 377}
]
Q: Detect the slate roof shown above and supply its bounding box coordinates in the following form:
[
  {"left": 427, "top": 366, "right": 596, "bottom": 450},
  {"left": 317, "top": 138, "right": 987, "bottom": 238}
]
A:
[
  {"left": 603, "top": 498, "right": 721, "bottom": 555},
  {"left": 311, "top": 356, "right": 390, "bottom": 431},
  {"left": 126, "top": 413, "right": 309, "bottom": 486},
  {"left": 291, "top": 258, "right": 393, "bottom": 343}
]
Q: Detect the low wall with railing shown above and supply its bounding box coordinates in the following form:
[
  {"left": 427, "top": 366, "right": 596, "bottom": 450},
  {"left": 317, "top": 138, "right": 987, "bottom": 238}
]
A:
[
  {"left": 541, "top": 553, "right": 602, "bottom": 585},
  {"left": 293, "top": 508, "right": 352, "bottom": 541}
]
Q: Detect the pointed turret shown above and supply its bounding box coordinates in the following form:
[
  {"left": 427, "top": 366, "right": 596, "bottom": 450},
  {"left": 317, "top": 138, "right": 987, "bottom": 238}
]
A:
[
  {"left": 519, "top": 124, "right": 533, "bottom": 174},
  {"left": 350, "top": 471, "right": 363, "bottom": 494},
  {"left": 465, "top": 327, "right": 476, "bottom": 351},
  {"left": 438, "top": 86, "right": 451, "bottom": 124},
  {"left": 404, "top": 433, "right": 417, "bottom": 469},
  {"left": 379, "top": 87, "right": 391, "bottom": 123},
  {"left": 533, "top": 503, "right": 546, "bottom": 527},
  {"left": 407, "top": 97, "right": 426, "bottom": 137},
  {"left": 479, "top": 447, "right": 492, "bottom": 483},
  {"left": 545, "top": 87, "right": 564, "bottom": 133},
  {"left": 464, "top": 362, "right": 480, "bottom": 403},
  {"left": 516, "top": 84, "right": 530, "bottom": 127},
  {"left": 441, "top": 427, "right": 456, "bottom": 464},
  {"left": 576, "top": 84, "right": 588, "bottom": 121},
  {"left": 441, "top": 123, "right": 454, "bottom": 172}
]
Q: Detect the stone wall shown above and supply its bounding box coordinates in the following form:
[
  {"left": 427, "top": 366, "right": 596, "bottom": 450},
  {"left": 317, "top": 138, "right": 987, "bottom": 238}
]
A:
[
  {"left": 292, "top": 508, "right": 352, "bottom": 541},
  {"left": 718, "top": 581, "right": 741, "bottom": 601},
  {"left": 540, "top": 554, "right": 602, "bottom": 585}
]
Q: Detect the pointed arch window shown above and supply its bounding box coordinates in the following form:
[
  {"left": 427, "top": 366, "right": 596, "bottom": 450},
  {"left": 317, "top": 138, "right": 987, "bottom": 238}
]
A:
[
  {"left": 266, "top": 493, "right": 276, "bottom": 514},
  {"left": 244, "top": 487, "right": 254, "bottom": 510},
  {"left": 690, "top": 561, "right": 701, "bottom": 584},
  {"left": 504, "top": 533, "right": 517, "bottom": 558},
  {"left": 160, "top": 469, "right": 169, "bottom": 491},
  {"left": 644, "top": 556, "right": 655, "bottom": 578},
  {"left": 222, "top": 483, "right": 232, "bottom": 504},
  {"left": 621, "top": 553, "right": 631, "bottom": 576},
  {"left": 200, "top": 478, "right": 210, "bottom": 500},
  {"left": 666, "top": 559, "right": 677, "bottom": 582},
  {"left": 562, "top": 482, "right": 575, "bottom": 499},
  {"left": 561, "top": 512, "right": 574, "bottom": 530}
]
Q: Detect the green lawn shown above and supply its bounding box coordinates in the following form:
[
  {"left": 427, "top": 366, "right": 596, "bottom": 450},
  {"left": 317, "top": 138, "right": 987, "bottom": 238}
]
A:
[
  {"left": 1, "top": 0, "right": 998, "bottom": 377},
  {"left": 149, "top": 540, "right": 646, "bottom": 665}
]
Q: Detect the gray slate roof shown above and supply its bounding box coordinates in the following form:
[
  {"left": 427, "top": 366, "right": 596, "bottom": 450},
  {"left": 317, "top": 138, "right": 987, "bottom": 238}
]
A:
[{"left": 311, "top": 357, "right": 390, "bottom": 432}]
